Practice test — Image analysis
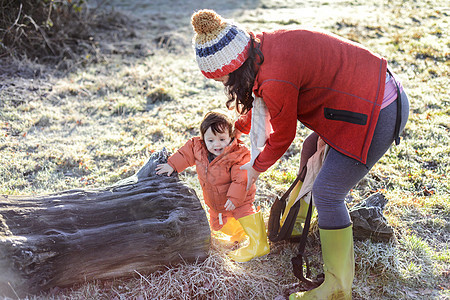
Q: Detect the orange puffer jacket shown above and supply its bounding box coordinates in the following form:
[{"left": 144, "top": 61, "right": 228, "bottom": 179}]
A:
[{"left": 167, "top": 137, "right": 256, "bottom": 215}]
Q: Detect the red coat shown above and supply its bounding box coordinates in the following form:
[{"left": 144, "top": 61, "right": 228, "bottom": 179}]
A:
[
  {"left": 167, "top": 137, "right": 256, "bottom": 229},
  {"left": 236, "top": 29, "right": 387, "bottom": 171}
]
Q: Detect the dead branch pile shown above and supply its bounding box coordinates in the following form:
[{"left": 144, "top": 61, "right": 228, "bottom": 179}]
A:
[{"left": 0, "top": 0, "right": 130, "bottom": 70}]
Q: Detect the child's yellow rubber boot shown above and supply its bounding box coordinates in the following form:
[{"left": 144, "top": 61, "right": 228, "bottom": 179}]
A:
[
  {"left": 227, "top": 211, "right": 270, "bottom": 262},
  {"left": 218, "top": 217, "right": 247, "bottom": 244},
  {"left": 289, "top": 225, "right": 354, "bottom": 300}
]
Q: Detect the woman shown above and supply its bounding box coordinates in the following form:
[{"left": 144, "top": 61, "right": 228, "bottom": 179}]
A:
[{"left": 191, "top": 9, "right": 409, "bottom": 299}]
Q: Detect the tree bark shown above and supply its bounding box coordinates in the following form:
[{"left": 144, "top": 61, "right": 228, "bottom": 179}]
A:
[
  {"left": 349, "top": 192, "right": 394, "bottom": 242},
  {"left": 0, "top": 149, "right": 211, "bottom": 297}
]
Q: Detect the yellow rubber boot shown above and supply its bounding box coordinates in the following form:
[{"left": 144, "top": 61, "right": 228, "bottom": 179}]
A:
[
  {"left": 219, "top": 217, "right": 246, "bottom": 243},
  {"left": 227, "top": 211, "right": 270, "bottom": 262},
  {"left": 289, "top": 225, "right": 355, "bottom": 300}
]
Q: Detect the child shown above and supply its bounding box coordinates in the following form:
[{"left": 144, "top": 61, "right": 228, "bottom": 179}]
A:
[{"left": 155, "top": 111, "right": 269, "bottom": 262}]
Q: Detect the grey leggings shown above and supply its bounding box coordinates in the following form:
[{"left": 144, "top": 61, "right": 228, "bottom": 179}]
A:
[{"left": 300, "top": 91, "right": 409, "bottom": 229}]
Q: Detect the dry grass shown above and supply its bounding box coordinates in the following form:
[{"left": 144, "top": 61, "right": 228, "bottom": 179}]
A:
[
  {"left": 0, "top": 0, "right": 136, "bottom": 71},
  {"left": 0, "top": 0, "right": 449, "bottom": 299}
]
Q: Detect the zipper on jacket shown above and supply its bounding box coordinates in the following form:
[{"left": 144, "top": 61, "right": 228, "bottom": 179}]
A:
[{"left": 324, "top": 108, "right": 368, "bottom": 125}]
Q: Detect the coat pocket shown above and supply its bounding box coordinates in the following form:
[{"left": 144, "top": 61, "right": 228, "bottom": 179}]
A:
[{"left": 324, "top": 108, "right": 368, "bottom": 125}]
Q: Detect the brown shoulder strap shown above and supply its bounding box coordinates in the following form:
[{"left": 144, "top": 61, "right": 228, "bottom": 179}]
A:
[{"left": 291, "top": 199, "right": 324, "bottom": 287}]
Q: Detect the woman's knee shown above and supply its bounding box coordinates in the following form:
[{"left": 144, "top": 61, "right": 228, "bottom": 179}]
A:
[{"left": 311, "top": 180, "right": 342, "bottom": 210}]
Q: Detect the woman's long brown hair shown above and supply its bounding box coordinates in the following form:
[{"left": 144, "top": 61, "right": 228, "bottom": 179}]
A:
[{"left": 225, "top": 33, "right": 264, "bottom": 115}]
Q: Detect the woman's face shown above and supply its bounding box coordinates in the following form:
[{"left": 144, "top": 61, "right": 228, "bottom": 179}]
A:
[{"left": 213, "top": 75, "right": 229, "bottom": 85}]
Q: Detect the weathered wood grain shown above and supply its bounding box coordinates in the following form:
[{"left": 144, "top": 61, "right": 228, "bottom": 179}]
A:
[{"left": 0, "top": 149, "right": 211, "bottom": 297}]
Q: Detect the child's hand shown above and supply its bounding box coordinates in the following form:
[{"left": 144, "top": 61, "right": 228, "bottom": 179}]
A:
[
  {"left": 155, "top": 163, "right": 174, "bottom": 176},
  {"left": 224, "top": 199, "right": 235, "bottom": 211}
]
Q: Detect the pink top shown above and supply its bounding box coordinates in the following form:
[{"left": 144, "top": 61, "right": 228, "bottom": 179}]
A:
[{"left": 381, "top": 72, "right": 404, "bottom": 109}]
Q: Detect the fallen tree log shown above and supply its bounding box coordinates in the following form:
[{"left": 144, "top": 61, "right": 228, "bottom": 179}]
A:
[{"left": 0, "top": 149, "right": 211, "bottom": 297}]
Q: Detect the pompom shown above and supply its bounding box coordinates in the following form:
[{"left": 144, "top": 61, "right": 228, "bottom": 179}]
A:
[
  {"left": 191, "top": 9, "right": 250, "bottom": 79},
  {"left": 191, "top": 9, "right": 224, "bottom": 34}
]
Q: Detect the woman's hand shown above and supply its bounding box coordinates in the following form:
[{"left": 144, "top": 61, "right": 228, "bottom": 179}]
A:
[
  {"left": 240, "top": 162, "right": 261, "bottom": 190},
  {"left": 224, "top": 199, "right": 236, "bottom": 211},
  {"left": 155, "top": 163, "right": 174, "bottom": 176}
]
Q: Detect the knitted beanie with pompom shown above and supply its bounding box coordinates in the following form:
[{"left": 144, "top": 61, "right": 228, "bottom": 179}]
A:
[{"left": 191, "top": 9, "right": 251, "bottom": 79}]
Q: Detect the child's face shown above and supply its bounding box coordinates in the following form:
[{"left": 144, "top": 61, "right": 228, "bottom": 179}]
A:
[{"left": 203, "top": 127, "right": 232, "bottom": 156}]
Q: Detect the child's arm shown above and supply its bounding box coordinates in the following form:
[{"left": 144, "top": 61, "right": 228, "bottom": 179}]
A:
[
  {"left": 167, "top": 138, "right": 197, "bottom": 173},
  {"left": 155, "top": 163, "right": 175, "bottom": 176},
  {"left": 156, "top": 138, "right": 197, "bottom": 176},
  {"left": 226, "top": 153, "right": 253, "bottom": 209}
]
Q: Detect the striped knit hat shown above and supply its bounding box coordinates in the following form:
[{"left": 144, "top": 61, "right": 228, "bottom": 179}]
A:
[{"left": 191, "top": 9, "right": 251, "bottom": 79}]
